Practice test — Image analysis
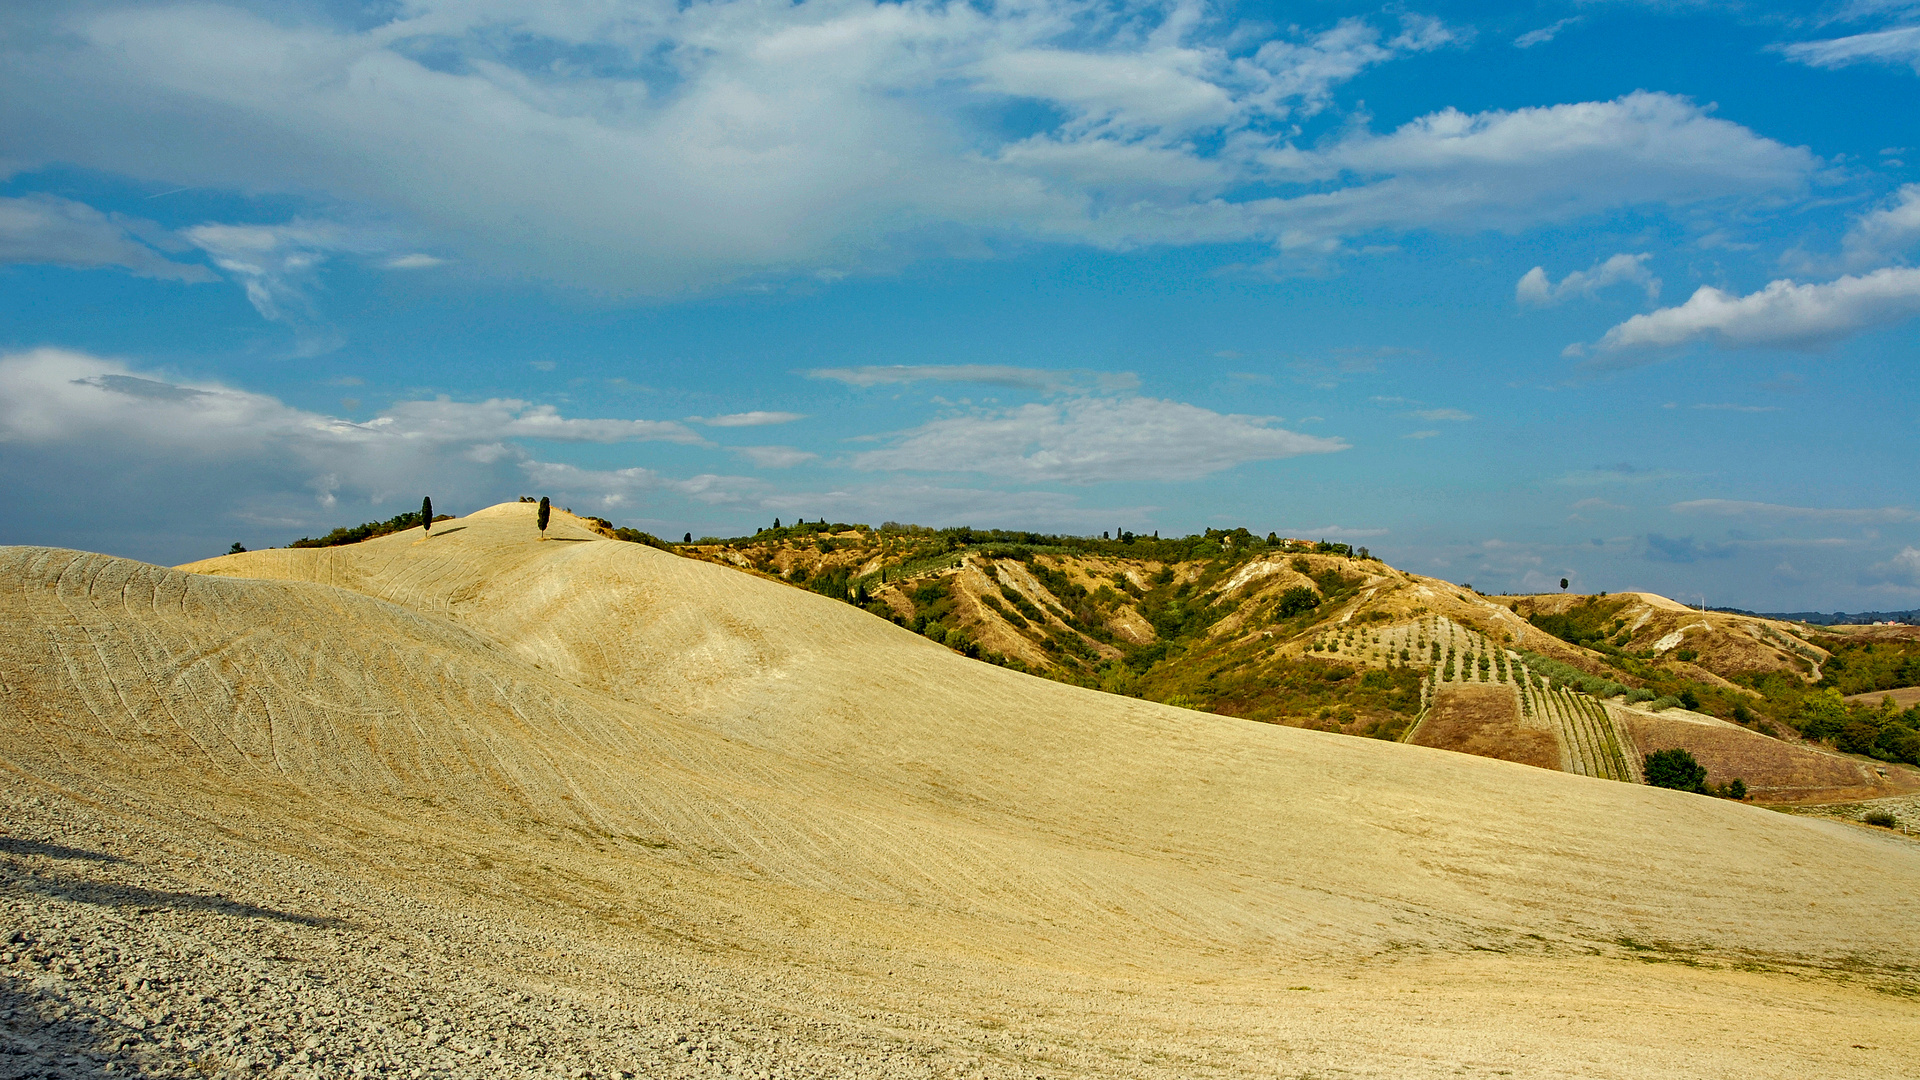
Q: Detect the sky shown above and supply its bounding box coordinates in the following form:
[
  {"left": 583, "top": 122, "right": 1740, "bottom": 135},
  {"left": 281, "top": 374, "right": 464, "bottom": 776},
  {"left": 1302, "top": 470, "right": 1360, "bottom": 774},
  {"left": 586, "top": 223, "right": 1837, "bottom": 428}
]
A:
[{"left": 1, "top": 0, "right": 1917, "bottom": 611}]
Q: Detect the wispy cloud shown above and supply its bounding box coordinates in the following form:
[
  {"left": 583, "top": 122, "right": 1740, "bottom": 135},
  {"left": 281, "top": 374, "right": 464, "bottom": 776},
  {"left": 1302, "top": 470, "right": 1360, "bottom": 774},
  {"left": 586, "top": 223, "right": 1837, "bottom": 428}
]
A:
[
  {"left": 0, "top": 194, "right": 214, "bottom": 283},
  {"left": 1778, "top": 25, "right": 1920, "bottom": 74},
  {"left": 1670, "top": 499, "right": 1920, "bottom": 523},
  {"left": 852, "top": 396, "right": 1346, "bottom": 483},
  {"left": 383, "top": 253, "right": 446, "bottom": 270},
  {"left": 1515, "top": 18, "right": 1580, "bottom": 49},
  {"left": 731, "top": 445, "right": 818, "bottom": 468},
  {"left": 808, "top": 365, "right": 1139, "bottom": 392},
  {"left": 692, "top": 411, "right": 807, "bottom": 427},
  {"left": 1690, "top": 403, "right": 1781, "bottom": 412},
  {"left": 1409, "top": 407, "right": 1474, "bottom": 422},
  {"left": 1554, "top": 463, "right": 1687, "bottom": 486}
]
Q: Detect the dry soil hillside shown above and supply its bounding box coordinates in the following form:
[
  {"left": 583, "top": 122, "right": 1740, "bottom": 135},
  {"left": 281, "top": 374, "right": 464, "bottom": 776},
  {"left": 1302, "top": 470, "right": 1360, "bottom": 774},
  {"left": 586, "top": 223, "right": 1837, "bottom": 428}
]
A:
[{"left": 4, "top": 502, "right": 1919, "bottom": 1079}]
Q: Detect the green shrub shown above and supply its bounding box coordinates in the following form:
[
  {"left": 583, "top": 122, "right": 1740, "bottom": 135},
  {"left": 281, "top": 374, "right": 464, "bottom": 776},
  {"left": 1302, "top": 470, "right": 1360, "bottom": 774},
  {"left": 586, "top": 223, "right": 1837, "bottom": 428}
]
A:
[
  {"left": 1726, "top": 778, "right": 1747, "bottom": 800},
  {"left": 1644, "top": 748, "right": 1708, "bottom": 793},
  {"left": 1864, "top": 809, "right": 1897, "bottom": 828},
  {"left": 1649, "top": 695, "right": 1681, "bottom": 711},
  {"left": 1627, "top": 687, "right": 1656, "bottom": 703},
  {"left": 1274, "top": 586, "right": 1320, "bottom": 618}
]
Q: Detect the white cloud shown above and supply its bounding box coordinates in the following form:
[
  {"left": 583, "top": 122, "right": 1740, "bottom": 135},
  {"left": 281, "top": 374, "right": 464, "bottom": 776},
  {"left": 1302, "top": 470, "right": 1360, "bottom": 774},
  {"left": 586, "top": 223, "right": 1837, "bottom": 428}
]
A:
[
  {"left": 0, "top": 4, "right": 1813, "bottom": 292},
  {"left": 180, "top": 221, "right": 356, "bottom": 323},
  {"left": 384, "top": 253, "right": 446, "bottom": 270},
  {"left": 693, "top": 411, "right": 807, "bottom": 427},
  {"left": 1670, "top": 499, "right": 1920, "bottom": 523},
  {"left": 0, "top": 194, "right": 214, "bottom": 282},
  {"left": 1690, "top": 402, "right": 1781, "bottom": 412},
  {"left": 1514, "top": 18, "right": 1580, "bottom": 49},
  {"left": 808, "top": 365, "right": 1139, "bottom": 392},
  {"left": 1402, "top": 430, "right": 1440, "bottom": 439},
  {"left": 1516, "top": 253, "right": 1658, "bottom": 305},
  {"left": 1409, "top": 407, "right": 1474, "bottom": 421},
  {"left": 0, "top": 348, "right": 720, "bottom": 559},
  {"left": 1862, "top": 546, "right": 1920, "bottom": 588},
  {"left": 1779, "top": 25, "right": 1920, "bottom": 73},
  {"left": 851, "top": 396, "right": 1346, "bottom": 483},
  {"left": 374, "top": 399, "right": 708, "bottom": 445},
  {"left": 1592, "top": 266, "right": 1920, "bottom": 352},
  {"left": 731, "top": 446, "right": 819, "bottom": 468},
  {"left": 1842, "top": 183, "right": 1920, "bottom": 266}
]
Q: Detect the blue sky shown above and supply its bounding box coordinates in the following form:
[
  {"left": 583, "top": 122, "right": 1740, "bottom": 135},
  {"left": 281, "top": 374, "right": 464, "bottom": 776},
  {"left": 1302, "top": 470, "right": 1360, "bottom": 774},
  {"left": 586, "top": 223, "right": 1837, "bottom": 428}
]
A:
[{"left": 2, "top": 0, "right": 1918, "bottom": 609}]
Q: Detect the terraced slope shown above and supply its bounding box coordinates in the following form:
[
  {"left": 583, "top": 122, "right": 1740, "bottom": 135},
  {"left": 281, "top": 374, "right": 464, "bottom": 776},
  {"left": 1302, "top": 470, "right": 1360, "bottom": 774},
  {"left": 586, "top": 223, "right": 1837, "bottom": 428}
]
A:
[{"left": 3, "top": 503, "right": 1919, "bottom": 1077}]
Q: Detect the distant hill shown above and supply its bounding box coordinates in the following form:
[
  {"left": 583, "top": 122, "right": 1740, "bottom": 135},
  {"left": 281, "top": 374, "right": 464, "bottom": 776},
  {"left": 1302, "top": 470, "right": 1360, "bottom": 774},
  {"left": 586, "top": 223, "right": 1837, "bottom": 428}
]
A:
[{"left": 1710, "top": 605, "right": 1920, "bottom": 626}]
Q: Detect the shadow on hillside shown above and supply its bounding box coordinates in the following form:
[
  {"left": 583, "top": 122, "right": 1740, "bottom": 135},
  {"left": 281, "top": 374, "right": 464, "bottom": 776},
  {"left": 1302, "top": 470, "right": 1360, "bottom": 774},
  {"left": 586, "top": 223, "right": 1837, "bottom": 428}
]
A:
[
  {"left": 0, "top": 838, "right": 129, "bottom": 863},
  {"left": 1, "top": 844, "right": 346, "bottom": 928},
  {"left": 428, "top": 526, "right": 468, "bottom": 537},
  {"left": 0, "top": 981, "right": 138, "bottom": 1079}
]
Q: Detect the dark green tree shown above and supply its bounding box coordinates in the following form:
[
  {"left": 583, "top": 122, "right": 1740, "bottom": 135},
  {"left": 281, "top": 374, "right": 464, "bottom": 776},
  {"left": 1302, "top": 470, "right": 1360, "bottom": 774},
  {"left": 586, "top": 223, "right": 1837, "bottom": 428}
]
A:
[
  {"left": 228, "top": 542, "right": 247, "bottom": 554},
  {"left": 422, "top": 496, "right": 433, "bottom": 534},
  {"left": 1560, "top": 578, "right": 1569, "bottom": 590},
  {"left": 684, "top": 532, "right": 692, "bottom": 543},
  {"left": 537, "top": 496, "right": 550, "bottom": 536},
  {"left": 1644, "top": 748, "right": 1708, "bottom": 793}
]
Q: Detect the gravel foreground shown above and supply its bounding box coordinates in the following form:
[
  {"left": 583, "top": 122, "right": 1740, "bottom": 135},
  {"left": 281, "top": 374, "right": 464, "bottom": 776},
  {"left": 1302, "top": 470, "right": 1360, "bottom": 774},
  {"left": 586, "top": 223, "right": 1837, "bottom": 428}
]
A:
[{"left": 0, "top": 779, "right": 1025, "bottom": 1080}]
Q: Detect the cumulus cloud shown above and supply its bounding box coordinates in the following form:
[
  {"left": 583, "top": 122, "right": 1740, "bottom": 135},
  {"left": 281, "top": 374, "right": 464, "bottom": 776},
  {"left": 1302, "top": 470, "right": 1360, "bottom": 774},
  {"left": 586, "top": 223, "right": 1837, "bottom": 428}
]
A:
[
  {"left": 1590, "top": 266, "right": 1920, "bottom": 353},
  {"left": 0, "top": 3, "right": 1815, "bottom": 292},
  {"left": 1862, "top": 546, "right": 1920, "bottom": 588},
  {"left": 809, "top": 365, "right": 1140, "bottom": 392},
  {"left": 0, "top": 348, "right": 718, "bottom": 560},
  {"left": 1842, "top": 184, "right": 1920, "bottom": 266},
  {"left": 0, "top": 194, "right": 213, "bottom": 282},
  {"left": 851, "top": 396, "right": 1346, "bottom": 483},
  {"left": 1779, "top": 25, "right": 1920, "bottom": 73},
  {"left": 1516, "top": 253, "right": 1658, "bottom": 305}
]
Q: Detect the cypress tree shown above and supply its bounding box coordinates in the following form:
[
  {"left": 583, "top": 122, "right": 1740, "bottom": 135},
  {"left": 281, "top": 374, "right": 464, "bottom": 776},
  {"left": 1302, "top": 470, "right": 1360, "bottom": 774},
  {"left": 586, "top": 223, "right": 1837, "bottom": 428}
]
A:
[
  {"left": 422, "top": 496, "right": 433, "bottom": 534},
  {"left": 537, "top": 496, "right": 550, "bottom": 536}
]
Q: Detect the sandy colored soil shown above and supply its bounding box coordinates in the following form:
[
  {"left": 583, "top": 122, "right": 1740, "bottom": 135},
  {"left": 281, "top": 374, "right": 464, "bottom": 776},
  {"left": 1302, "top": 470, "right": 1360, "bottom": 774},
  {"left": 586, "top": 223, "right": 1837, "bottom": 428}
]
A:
[
  {"left": 3, "top": 503, "right": 1920, "bottom": 1078},
  {"left": 1410, "top": 685, "right": 1559, "bottom": 770},
  {"left": 1847, "top": 685, "right": 1920, "bottom": 709}
]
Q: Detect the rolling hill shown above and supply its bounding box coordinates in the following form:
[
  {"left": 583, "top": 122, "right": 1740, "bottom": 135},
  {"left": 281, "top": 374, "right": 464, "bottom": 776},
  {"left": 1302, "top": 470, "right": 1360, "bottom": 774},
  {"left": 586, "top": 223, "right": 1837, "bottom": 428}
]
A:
[
  {"left": 3, "top": 502, "right": 1919, "bottom": 1078},
  {"left": 668, "top": 520, "right": 1920, "bottom": 802}
]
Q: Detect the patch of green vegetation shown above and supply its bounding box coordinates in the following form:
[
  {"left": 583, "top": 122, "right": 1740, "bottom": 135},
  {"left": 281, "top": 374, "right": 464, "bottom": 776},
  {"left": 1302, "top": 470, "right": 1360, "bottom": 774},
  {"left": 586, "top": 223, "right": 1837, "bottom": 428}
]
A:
[
  {"left": 1813, "top": 635, "right": 1920, "bottom": 697},
  {"left": 289, "top": 510, "right": 451, "bottom": 548},
  {"left": 1525, "top": 595, "right": 1633, "bottom": 649}
]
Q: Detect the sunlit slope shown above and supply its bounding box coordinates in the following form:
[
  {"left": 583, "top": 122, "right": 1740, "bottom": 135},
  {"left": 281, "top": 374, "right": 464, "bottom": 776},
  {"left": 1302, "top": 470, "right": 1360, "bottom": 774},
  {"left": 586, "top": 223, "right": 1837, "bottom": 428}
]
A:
[{"left": 156, "top": 504, "right": 1920, "bottom": 970}]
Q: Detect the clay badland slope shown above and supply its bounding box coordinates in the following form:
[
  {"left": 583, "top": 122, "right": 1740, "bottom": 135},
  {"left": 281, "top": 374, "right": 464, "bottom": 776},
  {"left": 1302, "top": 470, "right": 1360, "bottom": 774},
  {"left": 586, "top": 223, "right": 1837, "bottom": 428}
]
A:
[{"left": 2, "top": 501, "right": 1919, "bottom": 1077}]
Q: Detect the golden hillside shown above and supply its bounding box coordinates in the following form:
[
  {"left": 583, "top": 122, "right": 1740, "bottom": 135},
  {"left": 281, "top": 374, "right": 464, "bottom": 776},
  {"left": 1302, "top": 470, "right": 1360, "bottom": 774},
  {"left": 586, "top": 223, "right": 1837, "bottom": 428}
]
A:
[{"left": 3, "top": 501, "right": 1918, "bottom": 1077}]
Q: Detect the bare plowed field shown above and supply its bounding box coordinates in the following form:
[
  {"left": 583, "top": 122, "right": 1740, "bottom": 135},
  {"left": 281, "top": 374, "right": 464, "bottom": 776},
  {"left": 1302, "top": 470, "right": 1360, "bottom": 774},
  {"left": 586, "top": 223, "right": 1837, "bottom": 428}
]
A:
[
  {"left": 1617, "top": 710, "right": 1917, "bottom": 803},
  {"left": 1410, "top": 685, "right": 1558, "bottom": 770},
  {"left": 3, "top": 503, "right": 1918, "bottom": 1078}
]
